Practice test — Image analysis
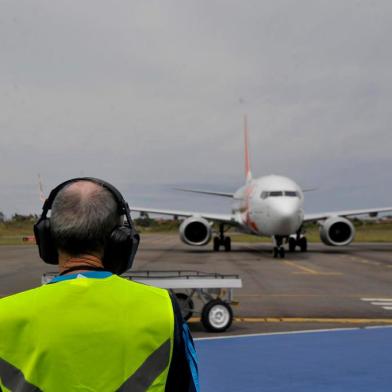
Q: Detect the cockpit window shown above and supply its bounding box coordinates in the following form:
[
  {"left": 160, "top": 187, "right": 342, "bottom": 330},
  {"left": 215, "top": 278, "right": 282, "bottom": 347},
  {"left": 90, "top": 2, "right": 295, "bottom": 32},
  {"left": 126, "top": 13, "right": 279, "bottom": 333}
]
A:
[
  {"left": 269, "top": 191, "right": 283, "bottom": 197},
  {"left": 284, "top": 191, "right": 298, "bottom": 197},
  {"left": 261, "top": 190, "right": 299, "bottom": 199}
]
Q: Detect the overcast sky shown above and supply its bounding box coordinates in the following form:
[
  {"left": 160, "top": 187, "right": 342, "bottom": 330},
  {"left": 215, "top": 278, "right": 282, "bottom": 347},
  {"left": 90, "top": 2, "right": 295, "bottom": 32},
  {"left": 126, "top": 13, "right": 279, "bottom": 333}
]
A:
[{"left": 1, "top": 0, "right": 391, "bottom": 216}]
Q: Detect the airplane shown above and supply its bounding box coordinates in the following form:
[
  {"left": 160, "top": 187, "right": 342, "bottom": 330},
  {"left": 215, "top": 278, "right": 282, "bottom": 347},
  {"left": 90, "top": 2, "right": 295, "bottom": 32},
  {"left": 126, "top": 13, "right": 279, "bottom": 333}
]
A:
[
  {"left": 131, "top": 116, "right": 392, "bottom": 258},
  {"left": 136, "top": 119, "right": 392, "bottom": 258}
]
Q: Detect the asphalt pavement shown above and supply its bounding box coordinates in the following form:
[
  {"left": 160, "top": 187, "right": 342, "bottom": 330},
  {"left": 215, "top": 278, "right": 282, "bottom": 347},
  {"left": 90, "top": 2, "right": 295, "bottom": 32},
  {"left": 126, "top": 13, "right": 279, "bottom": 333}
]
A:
[{"left": 1, "top": 235, "right": 392, "bottom": 337}]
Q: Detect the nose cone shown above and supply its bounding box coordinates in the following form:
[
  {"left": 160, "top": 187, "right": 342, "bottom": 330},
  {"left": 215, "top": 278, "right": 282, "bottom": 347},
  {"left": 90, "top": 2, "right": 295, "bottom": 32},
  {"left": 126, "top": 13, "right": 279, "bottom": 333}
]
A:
[{"left": 268, "top": 200, "right": 302, "bottom": 235}]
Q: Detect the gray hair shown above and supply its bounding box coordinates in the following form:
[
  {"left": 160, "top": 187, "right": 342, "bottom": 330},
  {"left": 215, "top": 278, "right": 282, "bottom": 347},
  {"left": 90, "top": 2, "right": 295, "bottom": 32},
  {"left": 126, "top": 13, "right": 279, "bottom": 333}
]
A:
[{"left": 50, "top": 182, "right": 119, "bottom": 256}]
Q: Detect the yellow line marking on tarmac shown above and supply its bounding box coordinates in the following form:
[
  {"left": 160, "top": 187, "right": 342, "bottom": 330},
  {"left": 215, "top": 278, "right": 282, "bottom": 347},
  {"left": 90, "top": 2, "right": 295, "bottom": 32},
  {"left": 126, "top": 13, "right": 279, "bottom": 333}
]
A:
[
  {"left": 341, "top": 254, "right": 382, "bottom": 267},
  {"left": 236, "top": 294, "right": 338, "bottom": 298},
  {"left": 292, "top": 272, "right": 342, "bottom": 275},
  {"left": 188, "top": 317, "right": 392, "bottom": 324},
  {"left": 283, "top": 260, "right": 342, "bottom": 275},
  {"left": 349, "top": 255, "right": 380, "bottom": 266},
  {"left": 236, "top": 294, "right": 392, "bottom": 298},
  {"left": 284, "top": 260, "right": 318, "bottom": 274}
]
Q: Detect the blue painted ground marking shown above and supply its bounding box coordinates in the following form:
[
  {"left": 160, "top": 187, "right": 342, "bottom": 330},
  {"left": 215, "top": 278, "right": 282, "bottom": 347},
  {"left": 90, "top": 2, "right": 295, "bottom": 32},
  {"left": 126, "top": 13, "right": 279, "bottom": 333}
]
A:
[{"left": 195, "top": 327, "right": 392, "bottom": 392}]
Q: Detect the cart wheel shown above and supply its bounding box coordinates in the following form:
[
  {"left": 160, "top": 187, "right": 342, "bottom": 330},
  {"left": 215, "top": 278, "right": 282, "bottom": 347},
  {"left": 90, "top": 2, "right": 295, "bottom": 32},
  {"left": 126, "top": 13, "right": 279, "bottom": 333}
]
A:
[
  {"left": 201, "top": 299, "right": 233, "bottom": 332},
  {"left": 175, "top": 293, "right": 194, "bottom": 321}
]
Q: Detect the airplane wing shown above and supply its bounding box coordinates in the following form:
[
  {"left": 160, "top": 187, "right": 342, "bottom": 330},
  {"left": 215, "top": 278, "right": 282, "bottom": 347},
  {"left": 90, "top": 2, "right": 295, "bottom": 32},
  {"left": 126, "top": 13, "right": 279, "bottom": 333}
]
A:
[
  {"left": 174, "top": 188, "right": 234, "bottom": 198},
  {"left": 130, "top": 206, "right": 239, "bottom": 225},
  {"left": 304, "top": 207, "right": 392, "bottom": 222}
]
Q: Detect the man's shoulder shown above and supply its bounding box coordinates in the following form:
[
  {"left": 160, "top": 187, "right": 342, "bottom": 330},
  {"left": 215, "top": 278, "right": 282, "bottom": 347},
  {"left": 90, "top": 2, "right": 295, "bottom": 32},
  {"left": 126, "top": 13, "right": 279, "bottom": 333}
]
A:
[
  {"left": 0, "top": 275, "right": 173, "bottom": 314},
  {"left": 0, "top": 285, "right": 47, "bottom": 318},
  {"left": 0, "top": 285, "right": 45, "bottom": 302},
  {"left": 112, "top": 274, "right": 171, "bottom": 300}
]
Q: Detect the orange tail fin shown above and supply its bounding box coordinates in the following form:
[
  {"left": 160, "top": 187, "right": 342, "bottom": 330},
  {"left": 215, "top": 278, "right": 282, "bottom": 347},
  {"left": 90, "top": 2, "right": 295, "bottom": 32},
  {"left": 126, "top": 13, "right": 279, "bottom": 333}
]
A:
[
  {"left": 244, "top": 115, "right": 252, "bottom": 182},
  {"left": 38, "top": 174, "right": 46, "bottom": 203}
]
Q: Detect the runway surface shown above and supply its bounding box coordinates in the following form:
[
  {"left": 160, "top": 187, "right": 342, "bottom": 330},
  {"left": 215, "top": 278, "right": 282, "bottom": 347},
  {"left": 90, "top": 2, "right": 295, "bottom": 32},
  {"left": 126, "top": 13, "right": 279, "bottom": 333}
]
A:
[{"left": 1, "top": 234, "right": 392, "bottom": 336}]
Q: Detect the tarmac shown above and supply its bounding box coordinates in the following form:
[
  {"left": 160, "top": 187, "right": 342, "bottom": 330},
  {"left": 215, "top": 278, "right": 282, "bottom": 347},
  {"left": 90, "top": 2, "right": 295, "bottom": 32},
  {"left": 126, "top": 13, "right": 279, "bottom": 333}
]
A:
[
  {"left": 2, "top": 235, "right": 392, "bottom": 390},
  {"left": 1, "top": 234, "right": 392, "bottom": 337}
]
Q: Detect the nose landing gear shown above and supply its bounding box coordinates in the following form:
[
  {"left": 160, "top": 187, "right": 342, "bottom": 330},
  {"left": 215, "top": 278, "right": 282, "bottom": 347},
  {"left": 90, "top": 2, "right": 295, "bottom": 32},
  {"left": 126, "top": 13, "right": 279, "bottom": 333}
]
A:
[
  {"left": 213, "top": 224, "right": 232, "bottom": 252},
  {"left": 273, "top": 229, "right": 308, "bottom": 258},
  {"left": 273, "top": 246, "right": 285, "bottom": 258},
  {"left": 273, "top": 236, "right": 286, "bottom": 258}
]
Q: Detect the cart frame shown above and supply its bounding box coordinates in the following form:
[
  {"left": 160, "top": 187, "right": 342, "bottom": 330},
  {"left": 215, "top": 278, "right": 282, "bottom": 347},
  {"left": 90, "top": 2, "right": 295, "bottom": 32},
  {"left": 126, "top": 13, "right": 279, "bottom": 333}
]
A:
[{"left": 42, "top": 270, "right": 242, "bottom": 332}]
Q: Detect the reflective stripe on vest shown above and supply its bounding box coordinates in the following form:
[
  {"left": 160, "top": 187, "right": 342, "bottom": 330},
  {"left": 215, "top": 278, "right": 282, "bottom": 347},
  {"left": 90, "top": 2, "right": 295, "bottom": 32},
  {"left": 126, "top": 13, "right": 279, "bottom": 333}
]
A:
[
  {"left": 0, "top": 339, "right": 171, "bottom": 392},
  {"left": 0, "top": 275, "right": 174, "bottom": 391},
  {"left": 117, "top": 339, "right": 170, "bottom": 392},
  {"left": 0, "top": 357, "right": 41, "bottom": 391}
]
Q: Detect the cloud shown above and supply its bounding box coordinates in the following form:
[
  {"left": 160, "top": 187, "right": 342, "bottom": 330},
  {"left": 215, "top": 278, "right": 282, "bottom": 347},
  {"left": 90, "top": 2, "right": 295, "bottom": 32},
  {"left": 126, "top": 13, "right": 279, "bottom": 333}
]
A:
[{"left": 0, "top": 0, "right": 391, "bottom": 215}]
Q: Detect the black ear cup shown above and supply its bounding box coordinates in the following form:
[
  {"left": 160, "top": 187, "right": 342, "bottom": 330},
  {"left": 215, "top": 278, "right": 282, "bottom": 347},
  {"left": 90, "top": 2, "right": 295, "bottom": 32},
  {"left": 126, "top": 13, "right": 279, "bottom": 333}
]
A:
[
  {"left": 103, "top": 226, "right": 139, "bottom": 274},
  {"left": 34, "top": 218, "right": 59, "bottom": 265}
]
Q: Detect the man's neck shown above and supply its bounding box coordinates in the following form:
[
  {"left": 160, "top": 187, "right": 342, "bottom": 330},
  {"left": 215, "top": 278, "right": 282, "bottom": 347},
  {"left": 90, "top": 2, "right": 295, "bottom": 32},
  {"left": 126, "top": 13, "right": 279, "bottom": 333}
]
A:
[{"left": 59, "top": 254, "right": 104, "bottom": 275}]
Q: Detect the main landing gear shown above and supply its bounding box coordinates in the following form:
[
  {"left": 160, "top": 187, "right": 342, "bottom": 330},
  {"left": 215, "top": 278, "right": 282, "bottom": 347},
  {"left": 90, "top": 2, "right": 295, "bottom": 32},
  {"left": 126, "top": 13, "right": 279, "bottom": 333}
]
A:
[
  {"left": 288, "top": 230, "right": 308, "bottom": 253},
  {"left": 213, "top": 224, "right": 231, "bottom": 252}
]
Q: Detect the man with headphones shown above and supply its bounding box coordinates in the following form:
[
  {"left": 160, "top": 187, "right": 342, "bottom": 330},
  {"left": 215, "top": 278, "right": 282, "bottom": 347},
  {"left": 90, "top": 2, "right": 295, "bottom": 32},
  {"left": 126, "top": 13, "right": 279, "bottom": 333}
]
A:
[{"left": 0, "top": 178, "right": 199, "bottom": 391}]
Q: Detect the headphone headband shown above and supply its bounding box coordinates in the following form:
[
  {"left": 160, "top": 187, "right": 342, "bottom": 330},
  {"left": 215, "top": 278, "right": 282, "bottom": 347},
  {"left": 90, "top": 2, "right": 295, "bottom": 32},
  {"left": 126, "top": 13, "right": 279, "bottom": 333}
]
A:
[{"left": 43, "top": 177, "right": 129, "bottom": 216}]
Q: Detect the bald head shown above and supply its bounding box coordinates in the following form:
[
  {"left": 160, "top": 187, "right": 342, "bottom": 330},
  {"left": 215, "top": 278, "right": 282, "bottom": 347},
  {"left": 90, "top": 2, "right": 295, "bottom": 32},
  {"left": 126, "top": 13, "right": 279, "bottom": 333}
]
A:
[
  {"left": 50, "top": 180, "right": 119, "bottom": 257},
  {"left": 66, "top": 180, "right": 102, "bottom": 197}
]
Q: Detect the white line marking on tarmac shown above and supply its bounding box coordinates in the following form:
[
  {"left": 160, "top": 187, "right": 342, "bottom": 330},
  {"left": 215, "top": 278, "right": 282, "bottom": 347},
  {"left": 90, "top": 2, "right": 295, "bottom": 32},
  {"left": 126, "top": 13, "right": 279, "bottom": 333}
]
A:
[
  {"left": 194, "top": 325, "right": 392, "bottom": 342},
  {"left": 362, "top": 298, "right": 392, "bottom": 302},
  {"left": 366, "top": 325, "right": 392, "bottom": 330},
  {"left": 361, "top": 298, "right": 392, "bottom": 312}
]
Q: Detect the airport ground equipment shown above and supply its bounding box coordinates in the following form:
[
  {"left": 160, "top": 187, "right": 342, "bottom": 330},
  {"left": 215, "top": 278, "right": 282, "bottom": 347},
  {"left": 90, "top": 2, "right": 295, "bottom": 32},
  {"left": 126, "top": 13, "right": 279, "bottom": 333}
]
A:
[
  {"left": 42, "top": 270, "right": 242, "bottom": 332},
  {"left": 123, "top": 270, "right": 242, "bottom": 332}
]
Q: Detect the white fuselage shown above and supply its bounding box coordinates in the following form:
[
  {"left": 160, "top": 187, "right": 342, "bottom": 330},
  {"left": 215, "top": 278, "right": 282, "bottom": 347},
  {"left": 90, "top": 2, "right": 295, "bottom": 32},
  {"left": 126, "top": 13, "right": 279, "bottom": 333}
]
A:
[{"left": 232, "top": 175, "right": 304, "bottom": 236}]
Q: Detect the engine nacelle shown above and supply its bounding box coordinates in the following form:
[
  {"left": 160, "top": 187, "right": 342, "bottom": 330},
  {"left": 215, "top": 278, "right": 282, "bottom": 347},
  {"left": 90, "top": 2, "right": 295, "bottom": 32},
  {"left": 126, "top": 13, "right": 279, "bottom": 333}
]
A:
[
  {"left": 319, "top": 217, "right": 355, "bottom": 246},
  {"left": 179, "top": 216, "right": 212, "bottom": 246}
]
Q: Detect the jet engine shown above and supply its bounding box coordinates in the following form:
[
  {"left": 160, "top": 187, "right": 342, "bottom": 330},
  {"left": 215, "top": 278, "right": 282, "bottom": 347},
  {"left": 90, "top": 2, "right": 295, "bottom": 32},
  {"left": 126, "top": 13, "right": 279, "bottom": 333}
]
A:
[
  {"left": 179, "top": 216, "right": 212, "bottom": 246},
  {"left": 319, "top": 217, "right": 355, "bottom": 246}
]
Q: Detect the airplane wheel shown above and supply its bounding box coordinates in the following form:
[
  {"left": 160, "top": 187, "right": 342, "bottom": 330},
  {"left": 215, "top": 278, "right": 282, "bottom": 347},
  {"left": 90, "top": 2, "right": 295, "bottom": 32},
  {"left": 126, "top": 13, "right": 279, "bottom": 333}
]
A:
[
  {"left": 288, "top": 238, "right": 296, "bottom": 252},
  {"left": 175, "top": 293, "right": 194, "bottom": 321},
  {"left": 279, "top": 247, "right": 285, "bottom": 258},
  {"left": 299, "top": 237, "right": 308, "bottom": 252},
  {"left": 201, "top": 300, "right": 233, "bottom": 332},
  {"left": 213, "top": 237, "right": 220, "bottom": 252},
  {"left": 224, "top": 237, "right": 231, "bottom": 252}
]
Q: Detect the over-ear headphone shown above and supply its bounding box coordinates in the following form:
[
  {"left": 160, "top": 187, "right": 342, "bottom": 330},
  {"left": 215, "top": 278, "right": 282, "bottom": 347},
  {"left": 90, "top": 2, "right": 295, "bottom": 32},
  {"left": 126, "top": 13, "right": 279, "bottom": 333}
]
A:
[{"left": 34, "top": 177, "right": 140, "bottom": 275}]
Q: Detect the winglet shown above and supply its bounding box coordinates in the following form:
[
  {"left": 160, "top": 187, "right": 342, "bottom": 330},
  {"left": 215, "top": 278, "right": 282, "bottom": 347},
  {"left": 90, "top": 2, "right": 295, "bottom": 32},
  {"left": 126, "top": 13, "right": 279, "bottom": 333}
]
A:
[{"left": 244, "top": 115, "right": 252, "bottom": 182}]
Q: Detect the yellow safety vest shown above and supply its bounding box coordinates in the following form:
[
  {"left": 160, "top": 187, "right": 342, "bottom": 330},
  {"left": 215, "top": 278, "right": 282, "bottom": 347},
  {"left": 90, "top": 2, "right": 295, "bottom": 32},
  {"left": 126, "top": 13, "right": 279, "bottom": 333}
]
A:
[{"left": 0, "top": 274, "right": 174, "bottom": 391}]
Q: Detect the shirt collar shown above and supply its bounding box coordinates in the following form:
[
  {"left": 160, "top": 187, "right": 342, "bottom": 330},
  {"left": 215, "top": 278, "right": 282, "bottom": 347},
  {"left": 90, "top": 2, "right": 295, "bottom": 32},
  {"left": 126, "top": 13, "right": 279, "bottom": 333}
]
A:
[{"left": 49, "top": 270, "right": 113, "bottom": 284}]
